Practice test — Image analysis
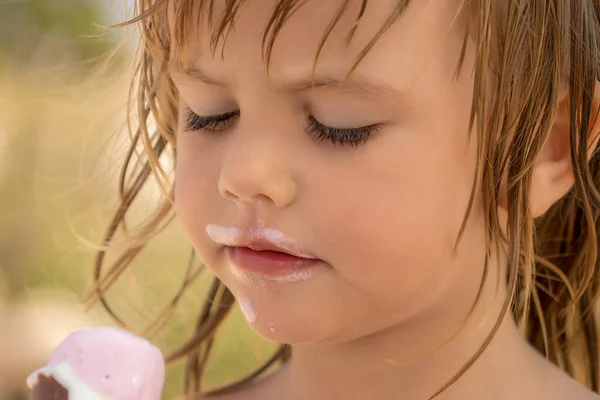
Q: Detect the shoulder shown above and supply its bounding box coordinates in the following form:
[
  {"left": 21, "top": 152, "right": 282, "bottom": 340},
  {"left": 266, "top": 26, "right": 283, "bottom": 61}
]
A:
[
  {"left": 202, "top": 376, "right": 277, "bottom": 400},
  {"left": 203, "top": 368, "right": 288, "bottom": 400},
  {"left": 561, "top": 387, "right": 600, "bottom": 400},
  {"left": 203, "top": 384, "right": 266, "bottom": 400},
  {"left": 203, "top": 392, "right": 244, "bottom": 400},
  {"left": 536, "top": 371, "right": 600, "bottom": 400},
  {"left": 569, "top": 386, "right": 600, "bottom": 400},
  {"left": 204, "top": 364, "right": 289, "bottom": 400}
]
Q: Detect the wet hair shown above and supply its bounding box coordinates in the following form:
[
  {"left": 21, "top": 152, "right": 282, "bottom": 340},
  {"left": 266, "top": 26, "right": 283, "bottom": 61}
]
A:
[{"left": 85, "top": 1, "right": 600, "bottom": 398}]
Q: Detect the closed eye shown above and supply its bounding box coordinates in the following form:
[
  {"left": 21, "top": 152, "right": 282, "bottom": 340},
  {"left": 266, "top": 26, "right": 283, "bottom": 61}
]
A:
[
  {"left": 306, "top": 116, "right": 379, "bottom": 147},
  {"left": 181, "top": 108, "right": 379, "bottom": 147},
  {"left": 182, "top": 109, "right": 239, "bottom": 132}
]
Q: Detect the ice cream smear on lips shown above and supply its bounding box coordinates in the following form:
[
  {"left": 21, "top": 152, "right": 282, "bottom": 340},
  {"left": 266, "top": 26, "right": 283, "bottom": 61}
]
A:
[
  {"left": 205, "top": 224, "right": 317, "bottom": 259},
  {"left": 27, "top": 327, "right": 165, "bottom": 400},
  {"left": 206, "top": 224, "right": 324, "bottom": 284}
]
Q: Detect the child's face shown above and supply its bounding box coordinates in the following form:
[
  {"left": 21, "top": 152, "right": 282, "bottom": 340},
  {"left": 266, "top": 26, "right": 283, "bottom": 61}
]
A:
[{"left": 173, "top": 0, "right": 490, "bottom": 343}]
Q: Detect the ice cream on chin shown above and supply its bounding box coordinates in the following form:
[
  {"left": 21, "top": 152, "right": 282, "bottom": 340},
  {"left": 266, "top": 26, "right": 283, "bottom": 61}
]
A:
[{"left": 26, "top": 327, "right": 165, "bottom": 400}]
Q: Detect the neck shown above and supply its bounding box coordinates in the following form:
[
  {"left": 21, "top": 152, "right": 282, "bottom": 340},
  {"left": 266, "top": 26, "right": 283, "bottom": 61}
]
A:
[{"left": 281, "top": 259, "right": 544, "bottom": 400}]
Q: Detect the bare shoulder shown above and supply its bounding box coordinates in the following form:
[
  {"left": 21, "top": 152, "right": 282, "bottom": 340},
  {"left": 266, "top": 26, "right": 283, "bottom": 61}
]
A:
[
  {"left": 203, "top": 383, "right": 268, "bottom": 400},
  {"left": 537, "top": 368, "right": 600, "bottom": 400},
  {"left": 204, "top": 364, "right": 288, "bottom": 400},
  {"left": 203, "top": 391, "right": 249, "bottom": 400},
  {"left": 203, "top": 373, "right": 283, "bottom": 400},
  {"left": 569, "top": 384, "right": 600, "bottom": 400},
  {"left": 561, "top": 385, "right": 600, "bottom": 400}
]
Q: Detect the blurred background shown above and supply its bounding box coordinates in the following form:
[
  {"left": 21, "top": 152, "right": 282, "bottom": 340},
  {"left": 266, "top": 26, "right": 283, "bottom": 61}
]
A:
[{"left": 0, "top": 1, "right": 274, "bottom": 399}]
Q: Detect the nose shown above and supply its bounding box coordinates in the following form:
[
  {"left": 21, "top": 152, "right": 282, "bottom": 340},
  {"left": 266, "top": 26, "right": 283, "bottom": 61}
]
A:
[{"left": 217, "top": 128, "right": 298, "bottom": 208}]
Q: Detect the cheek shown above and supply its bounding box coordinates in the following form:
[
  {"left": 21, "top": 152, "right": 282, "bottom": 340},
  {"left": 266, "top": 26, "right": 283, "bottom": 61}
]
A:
[
  {"left": 174, "top": 136, "right": 222, "bottom": 258},
  {"left": 310, "top": 121, "right": 476, "bottom": 310}
]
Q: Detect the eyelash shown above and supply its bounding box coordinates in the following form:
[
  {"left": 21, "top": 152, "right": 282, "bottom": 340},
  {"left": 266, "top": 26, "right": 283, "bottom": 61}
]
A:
[{"left": 182, "top": 108, "right": 379, "bottom": 147}]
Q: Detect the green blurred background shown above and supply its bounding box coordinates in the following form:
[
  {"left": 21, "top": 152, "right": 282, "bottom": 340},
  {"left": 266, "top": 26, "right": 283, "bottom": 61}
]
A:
[{"left": 0, "top": 1, "right": 273, "bottom": 399}]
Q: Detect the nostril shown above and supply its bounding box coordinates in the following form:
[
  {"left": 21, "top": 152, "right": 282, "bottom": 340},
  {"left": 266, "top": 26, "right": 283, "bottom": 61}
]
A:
[
  {"left": 223, "top": 189, "right": 239, "bottom": 200},
  {"left": 217, "top": 179, "right": 241, "bottom": 201}
]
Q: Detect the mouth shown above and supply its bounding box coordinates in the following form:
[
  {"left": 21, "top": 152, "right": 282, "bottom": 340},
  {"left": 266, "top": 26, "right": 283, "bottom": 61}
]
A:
[
  {"left": 206, "top": 224, "right": 325, "bottom": 284},
  {"left": 238, "top": 237, "right": 317, "bottom": 258},
  {"left": 225, "top": 246, "right": 324, "bottom": 284}
]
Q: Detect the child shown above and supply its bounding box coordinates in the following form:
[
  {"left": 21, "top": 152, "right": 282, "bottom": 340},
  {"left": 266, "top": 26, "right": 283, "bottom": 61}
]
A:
[{"left": 95, "top": 0, "right": 600, "bottom": 399}]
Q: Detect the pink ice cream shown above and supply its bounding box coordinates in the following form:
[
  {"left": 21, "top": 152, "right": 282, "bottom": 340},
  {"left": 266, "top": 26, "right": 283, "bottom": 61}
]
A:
[{"left": 27, "top": 327, "right": 165, "bottom": 400}]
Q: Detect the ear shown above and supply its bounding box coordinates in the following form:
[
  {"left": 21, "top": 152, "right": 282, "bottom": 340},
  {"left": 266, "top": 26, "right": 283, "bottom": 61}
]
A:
[{"left": 528, "top": 81, "right": 600, "bottom": 218}]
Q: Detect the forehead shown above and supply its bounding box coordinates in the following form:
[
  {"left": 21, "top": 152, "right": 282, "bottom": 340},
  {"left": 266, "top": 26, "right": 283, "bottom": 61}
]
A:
[{"left": 167, "top": 0, "right": 465, "bottom": 88}]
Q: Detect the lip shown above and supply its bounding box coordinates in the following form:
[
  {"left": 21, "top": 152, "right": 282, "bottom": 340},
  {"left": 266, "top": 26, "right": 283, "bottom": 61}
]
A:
[
  {"left": 206, "top": 224, "right": 318, "bottom": 258},
  {"left": 206, "top": 224, "right": 324, "bottom": 284},
  {"left": 226, "top": 246, "right": 322, "bottom": 283},
  {"left": 234, "top": 236, "right": 317, "bottom": 258}
]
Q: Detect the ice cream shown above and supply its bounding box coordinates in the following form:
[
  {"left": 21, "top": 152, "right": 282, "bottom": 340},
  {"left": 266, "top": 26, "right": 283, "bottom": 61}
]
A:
[{"left": 26, "top": 327, "right": 165, "bottom": 400}]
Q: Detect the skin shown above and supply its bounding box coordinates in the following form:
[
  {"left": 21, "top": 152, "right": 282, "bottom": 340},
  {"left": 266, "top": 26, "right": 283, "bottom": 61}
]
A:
[{"left": 169, "top": 0, "right": 600, "bottom": 399}]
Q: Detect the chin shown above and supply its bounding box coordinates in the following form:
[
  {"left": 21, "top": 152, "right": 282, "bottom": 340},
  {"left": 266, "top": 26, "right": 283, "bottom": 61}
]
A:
[
  {"left": 221, "top": 269, "right": 357, "bottom": 344},
  {"left": 248, "top": 315, "right": 349, "bottom": 345}
]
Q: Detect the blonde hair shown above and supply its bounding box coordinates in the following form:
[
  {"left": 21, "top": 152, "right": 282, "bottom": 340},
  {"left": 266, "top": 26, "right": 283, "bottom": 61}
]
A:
[{"left": 86, "top": 1, "right": 600, "bottom": 398}]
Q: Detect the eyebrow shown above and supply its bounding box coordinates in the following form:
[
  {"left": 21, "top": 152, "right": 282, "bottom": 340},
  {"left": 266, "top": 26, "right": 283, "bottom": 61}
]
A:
[{"left": 169, "top": 64, "right": 403, "bottom": 98}]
